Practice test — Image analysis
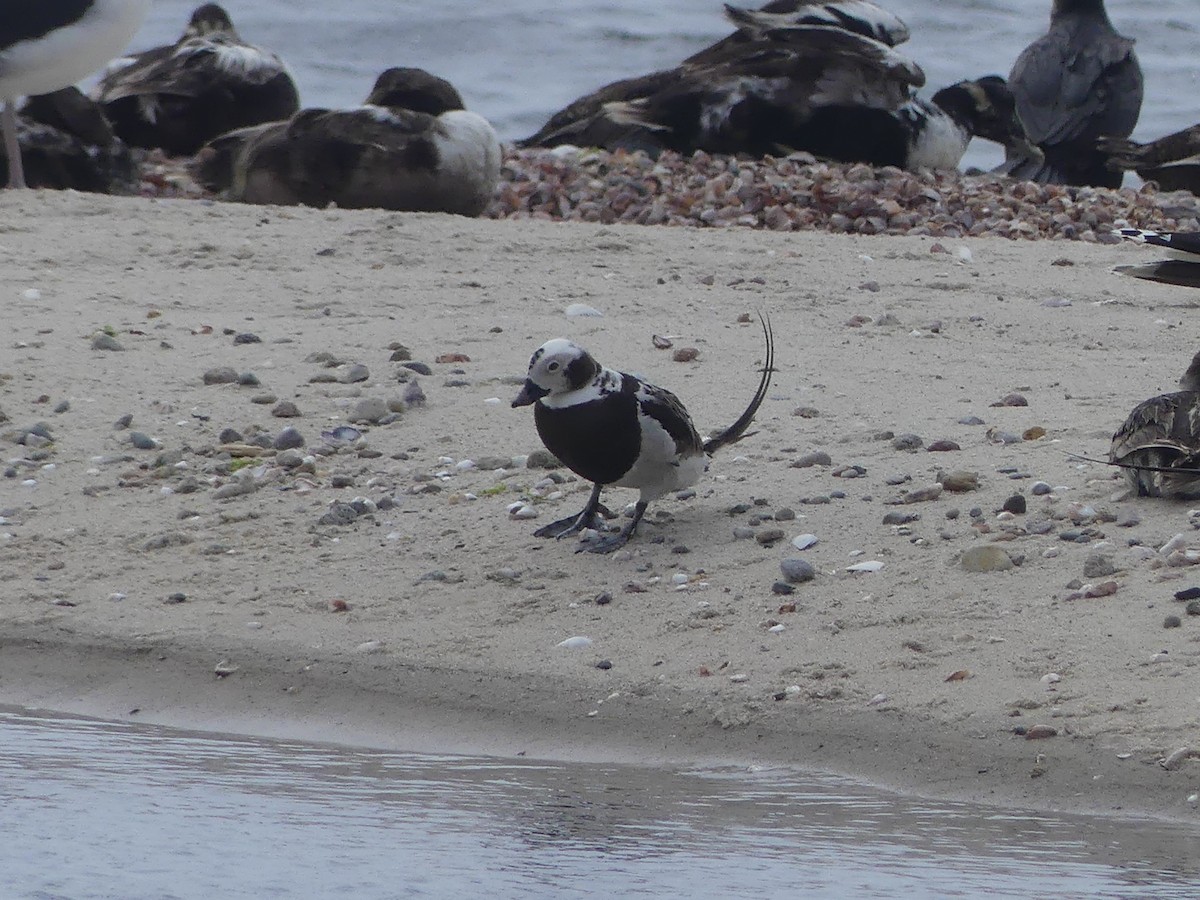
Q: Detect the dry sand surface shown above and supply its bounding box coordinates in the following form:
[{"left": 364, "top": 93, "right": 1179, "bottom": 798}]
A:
[{"left": 3, "top": 190, "right": 1200, "bottom": 821}]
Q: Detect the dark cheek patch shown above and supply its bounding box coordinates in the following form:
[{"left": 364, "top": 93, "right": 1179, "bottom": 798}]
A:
[
  {"left": 565, "top": 354, "right": 596, "bottom": 390},
  {"left": 402, "top": 137, "right": 439, "bottom": 171}
]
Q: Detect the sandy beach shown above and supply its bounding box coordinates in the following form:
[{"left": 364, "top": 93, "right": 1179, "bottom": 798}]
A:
[{"left": 2, "top": 189, "right": 1200, "bottom": 821}]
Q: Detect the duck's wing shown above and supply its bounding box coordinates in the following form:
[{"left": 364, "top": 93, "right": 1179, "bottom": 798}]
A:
[
  {"left": 633, "top": 381, "right": 705, "bottom": 459},
  {"left": 1100, "top": 125, "right": 1200, "bottom": 172},
  {"left": 720, "top": 1, "right": 910, "bottom": 47},
  {"left": 95, "top": 36, "right": 289, "bottom": 102},
  {"left": 1116, "top": 229, "right": 1200, "bottom": 261},
  {"left": 1111, "top": 392, "right": 1200, "bottom": 497},
  {"left": 1009, "top": 29, "right": 1141, "bottom": 147},
  {"left": 516, "top": 69, "right": 682, "bottom": 149}
]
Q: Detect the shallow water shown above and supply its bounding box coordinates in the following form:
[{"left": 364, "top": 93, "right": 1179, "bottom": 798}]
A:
[
  {"left": 125, "top": 0, "right": 1199, "bottom": 171},
  {"left": 2, "top": 706, "right": 1199, "bottom": 899}
]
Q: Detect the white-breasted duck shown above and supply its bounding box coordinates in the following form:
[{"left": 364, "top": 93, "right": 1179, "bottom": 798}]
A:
[
  {"left": 190, "top": 67, "right": 501, "bottom": 215},
  {"left": 999, "top": 0, "right": 1142, "bottom": 187},
  {"left": 1113, "top": 228, "right": 1200, "bottom": 289},
  {"left": 1099, "top": 125, "right": 1200, "bottom": 195},
  {"left": 512, "top": 316, "right": 774, "bottom": 554},
  {"left": 1109, "top": 351, "right": 1200, "bottom": 499},
  {"left": 0, "top": 0, "right": 148, "bottom": 188},
  {"left": 92, "top": 3, "right": 299, "bottom": 157},
  {"left": 520, "top": 12, "right": 1037, "bottom": 170}
]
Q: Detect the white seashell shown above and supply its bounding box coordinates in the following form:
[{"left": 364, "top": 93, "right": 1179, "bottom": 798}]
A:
[
  {"left": 558, "top": 636, "right": 593, "bottom": 649},
  {"left": 671, "top": 573, "right": 689, "bottom": 585},
  {"left": 213, "top": 660, "right": 239, "bottom": 677},
  {"left": 784, "top": 684, "right": 802, "bottom": 696},
  {"left": 565, "top": 303, "right": 604, "bottom": 317},
  {"left": 355, "top": 640, "right": 385, "bottom": 654},
  {"left": 868, "top": 693, "right": 888, "bottom": 706},
  {"left": 1041, "top": 672, "right": 1062, "bottom": 685},
  {"left": 455, "top": 459, "right": 476, "bottom": 471},
  {"left": 1160, "top": 533, "right": 1189, "bottom": 555},
  {"left": 437, "top": 456, "right": 455, "bottom": 465},
  {"left": 506, "top": 501, "right": 525, "bottom": 513},
  {"left": 22, "top": 288, "right": 41, "bottom": 301},
  {"left": 510, "top": 504, "right": 538, "bottom": 520},
  {"left": 768, "top": 624, "right": 785, "bottom": 633},
  {"left": 729, "top": 673, "right": 749, "bottom": 683},
  {"left": 484, "top": 397, "right": 502, "bottom": 406},
  {"left": 846, "top": 560, "right": 884, "bottom": 572},
  {"left": 956, "top": 246, "right": 973, "bottom": 263},
  {"left": 791, "top": 533, "right": 818, "bottom": 550},
  {"left": 108, "top": 593, "right": 126, "bottom": 602}
]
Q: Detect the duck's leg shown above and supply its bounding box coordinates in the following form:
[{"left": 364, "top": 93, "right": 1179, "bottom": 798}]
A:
[
  {"left": 533, "top": 482, "right": 610, "bottom": 539},
  {"left": 3, "top": 100, "right": 26, "bottom": 189},
  {"left": 579, "top": 500, "right": 648, "bottom": 555}
]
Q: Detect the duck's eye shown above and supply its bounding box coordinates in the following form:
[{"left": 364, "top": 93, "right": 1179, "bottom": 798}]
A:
[{"left": 547, "top": 361, "right": 560, "bottom": 372}]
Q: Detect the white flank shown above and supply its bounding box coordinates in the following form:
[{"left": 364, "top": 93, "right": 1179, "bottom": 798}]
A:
[
  {"left": 433, "top": 110, "right": 502, "bottom": 187},
  {"left": 905, "top": 101, "right": 969, "bottom": 170}
]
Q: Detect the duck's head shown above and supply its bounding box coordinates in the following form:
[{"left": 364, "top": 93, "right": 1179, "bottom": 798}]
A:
[
  {"left": 366, "top": 68, "right": 465, "bottom": 116},
  {"left": 185, "top": 3, "right": 236, "bottom": 39},
  {"left": 935, "top": 76, "right": 1044, "bottom": 163},
  {"left": 512, "top": 339, "right": 601, "bottom": 407}
]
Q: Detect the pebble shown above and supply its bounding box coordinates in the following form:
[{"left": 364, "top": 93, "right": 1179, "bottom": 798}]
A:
[
  {"left": 1187, "top": 600, "right": 1200, "bottom": 616},
  {"left": 883, "top": 511, "right": 919, "bottom": 525},
  {"left": 558, "top": 636, "right": 593, "bottom": 649},
  {"left": 129, "top": 431, "right": 159, "bottom": 450},
  {"left": 901, "top": 483, "right": 943, "bottom": 504},
  {"left": 91, "top": 332, "right": 124, "bottom": 351},
  {"left": 526, "top": 449, "right": 561, "bottom": 469},
  {"left": 791, "top": 450, "right": 832, "bottom": 468},
  {"left": 846, "top": 560, "right": 884, "bottom": 573},
  {"left": 233, "top": 332, "right": 261, "bottom": 345},
  {"left": 926, "top": 440, "right": 960, "bottom": 452},
  {"left": 338, "top": 363, "right": 370, "bottom": 384},
  {"left": 271, "top": 400, "right": 301, "bottom": 418},
  {"left": 402, "top": 362, "right": 433, "bottom": 376},
  {"left": 939, "top": 471, "right": 980, "bottom": 492},
  {"left": 1083, "top": 553, "right": 1117, "bottom": 578},
  {"left": 274, "top": 427, "right": 305, "bottom": 450},
  {"left": 774, "top": 507, "right": 796, "bottom": 521},
  {"left": 1001, "top": 494, "right": 1027, "bottom": 514},
  {"left": 791, "top": 533, "right": 818, "bottom": 550},
  {"left": 755, "top": 528, "right": 785, "bottom": 546},
  {"left": 1031, "top": 481, "right": 1053, "bottom": 496},
  {"left": 564, "top": 303, "right": 603, "bottom": 317},
  {"left": 349, "top": 397, "right": 388, "bottom": 423},
  {"left": 780, "top": 558, "right": 816, "bottom": 583},
  {"left": 203, "top": 366, "right": 238, "bottom": 385},
  {"left": 961, "top": 546, "right": 1014, "bottom": 572},
  {"left": 238, "top": 372, "right": 260, "bottom": 386},
  {"left": 1024, "top": 725, "right": 1058, "bottom": 740},
  {"left": 1164, "top": 614, "right": 1183, "bottom": 629},
  {"left": 892, "top": 433, "right": 923, "bottom": 451},
  {"left": 1116, "top": 510, "right": 1141, "bottom": 527},
  {"left": 113, "top": 413, "right": 133, "bottom": 430}
]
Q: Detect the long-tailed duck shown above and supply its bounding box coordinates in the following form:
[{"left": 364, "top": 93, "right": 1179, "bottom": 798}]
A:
[
  {"left": 0, "top": 0, "right": 148, "bottom": 188},
  {"left": 4, "top": 86, "right": 135, "bottom": 192},
  {"left": 1099, "top": 126, "right": 1200, "bottom": 195},
  {"left": 1112, "top": 228, "right": 1200, "bottom": 288},
  {"left": 190, "top": 67, "right": 500, "bottom": 215},
  {"left": 520, "top": 11, "right": 1036, "bottom": 170},
  {"left": 1109, "top": 351, "right": 1200, "bottom": 499},
  {"left": 512, "top": 316, "right": 774, "bottom": 554},
  {"left": 92, "top": 3, "right": 299, "bottom": 157},
  {"left": 999, "top": 0, "right": 1142, "bottom": 188}
]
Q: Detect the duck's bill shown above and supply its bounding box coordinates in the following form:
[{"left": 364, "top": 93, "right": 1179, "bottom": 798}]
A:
[{"left": 512, "top": 379, "right": 549, "bottom": 407}]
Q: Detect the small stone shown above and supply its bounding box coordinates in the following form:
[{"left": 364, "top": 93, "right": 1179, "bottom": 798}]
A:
[
  {"left": 129, "top": 431, "right": 159, "bottom": 450},
  {"left": 1024, "top": 724, "right": 1058, "bottom": 740},
  {"left": 238, "top": 372, "right": 260, "bottom": 386},
  {"left": 203, "top": 366, "right": 238, "bottom": 385},
  {"left": 274, "top": 426, "right": 305, "bottom": 450},
  {"left": 774, "top": 507, "right": 796, "bottom": 522},
  {"left": 926, "top": 440, "right": 960, "bottom": 452},
  {"left": 113, "top": 413, "right": 133, "bottom": 430},
  {"left": 348, "top": 397, "right": 388, "bottom": 423},
  {"left": 883, "top": 511, "right": 919, "bottom": 525},
  {"left": 792, "top": 450, "right": 832, "bottom": 468},
  {"left": 218, "top": 427, "right": 244, "bottom": 443},
  {"left": 755, "top": 528, "right": 785, "bottom": 546},
  {"left": 961, "top": 545, "right": 1014, "bottom": 573},
  {"left": 595, "top": 659, "right": 613, "bottom": 670},
  {"left": 338, "top": 363, "right": 370, "bottom": 384},
  {"left": 389, "top": 344, "right": 412, "bottom": 361},
  {"left": 1083, "top": 553, "right": 1116, "bottom": 578},
  {"left": 790, "top": 533, "right": 818, "bottom": 550},
  {"left": 1187, "top": 600, "right": 1200, "bottom": 616},
  {"left": 892, "top": 433, "right": 923, "bottom": 451},
  {"left": 402, "top": 361, "right": 433, "bottom": 376},
  {"left": 771, "top": 581, "right": 795, "bottom": 595},
  {"left": 672, "top": 347, "right": 700, "bottom": 362},
  {"left": 901, "top": 483, "right": 943, "bottom": 503},
  {"left": 1001, "top": 494, "right": 1027, "bottom": 515},
  {"left": 91, "top": 332, "right": 124, "bottom": 351},
  {"left": 780, "top": 558, "right": 816, "bottom": 584},
  {"left": 272, "top": 400, "right": 301, "bottom": 418},
  {"left": 525, "top": 449, "right": 562, "bottom": 469},
  {"left": 957, "top": 415, "right": 985, "bottom": 426},
  {"left": 276, "top": 449, "right": 305, "bottom": 468},
  {"left": 1165, "top": 614, "right": 1183, "bottom": 629},
  {"left": 1116, "top": 509, "right": 1140, "bottom": 527},
  {"left": 939, "top": 471, "right": 979, "bottom": 492},
  {"left": 233, "top": 332, "right": 261, "bottom": 345},
  {"left": 994, "top": 393, "right": 1028, "bottom": 407},
  {"left": 1031, "top": 481, "right": 1052, "bottom": 496}
]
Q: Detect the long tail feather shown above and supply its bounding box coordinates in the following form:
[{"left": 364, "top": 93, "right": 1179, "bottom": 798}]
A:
[{"left": 704, "top": 312, "right": 774, "bottom": 454}]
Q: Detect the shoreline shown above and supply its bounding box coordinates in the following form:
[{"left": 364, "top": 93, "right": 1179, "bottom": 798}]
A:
[{"left": 3, "top": 191, "right": 1200, "bottom": 823}]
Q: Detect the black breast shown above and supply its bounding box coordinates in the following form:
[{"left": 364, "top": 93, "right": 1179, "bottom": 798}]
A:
[
  {"left": 2, "top": 0, "right": 92, "bottom": 51},
  {"left": 534, "top": 388, "right": 641, "bottom": 485}
]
